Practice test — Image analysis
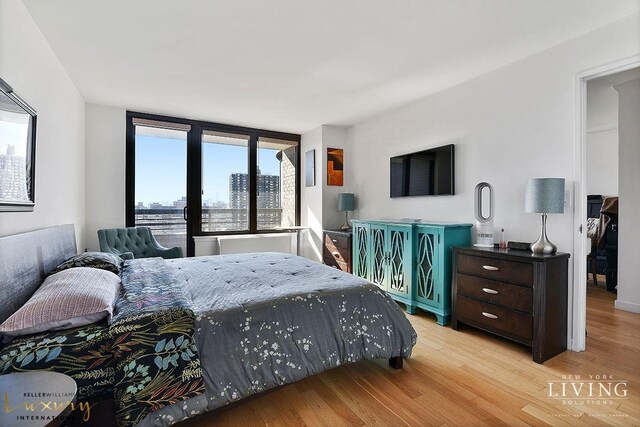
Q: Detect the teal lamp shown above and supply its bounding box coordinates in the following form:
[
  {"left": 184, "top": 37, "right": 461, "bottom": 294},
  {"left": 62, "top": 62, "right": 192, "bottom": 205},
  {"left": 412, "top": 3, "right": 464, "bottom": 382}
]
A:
[
  {"left": 338, "top": 193, "right": 355, "bottom": 231},
  {"left": 525, "top": 178, "right": 565, "bottom": 254}
]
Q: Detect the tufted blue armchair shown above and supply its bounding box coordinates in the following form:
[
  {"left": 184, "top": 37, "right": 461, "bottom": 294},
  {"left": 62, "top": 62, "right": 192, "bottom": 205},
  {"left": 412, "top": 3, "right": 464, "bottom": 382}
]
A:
[{"left": 97, "top": 226, "right": 183, "bottom": 260}]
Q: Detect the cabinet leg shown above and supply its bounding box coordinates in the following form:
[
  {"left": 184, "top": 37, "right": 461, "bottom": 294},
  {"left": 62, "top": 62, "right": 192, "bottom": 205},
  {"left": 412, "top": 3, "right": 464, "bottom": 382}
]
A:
[
  {"left": 435, "top": 314, "right": 449, "bottom": 326},
  {"left": 389, "top": 356, "right": 403, "bottom": 369},
  {"left": 405, "top": 304, "right": 416, "bottom": 315}
]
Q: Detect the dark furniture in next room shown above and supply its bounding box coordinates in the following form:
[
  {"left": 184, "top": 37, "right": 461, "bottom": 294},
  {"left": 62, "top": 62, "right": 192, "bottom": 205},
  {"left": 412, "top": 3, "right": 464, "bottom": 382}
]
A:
[
  {"left": 586, "top": 195, "right": 618, "bottom": 292},
  {"left": 452, "top": 247, "right": 570, "bottom": 364},
  {"left": 323, "top": 229, "right": 352, "bottom": 273}
]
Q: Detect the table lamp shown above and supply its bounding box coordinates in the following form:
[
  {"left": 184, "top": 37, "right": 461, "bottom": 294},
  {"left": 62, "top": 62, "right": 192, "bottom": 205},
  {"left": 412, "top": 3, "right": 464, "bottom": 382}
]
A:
[
  {"left": 525, "top": 178, "right": 565, "bottom": 254},
  {"left": 338, "top": 193, "right": 355, "bottom": 231}
]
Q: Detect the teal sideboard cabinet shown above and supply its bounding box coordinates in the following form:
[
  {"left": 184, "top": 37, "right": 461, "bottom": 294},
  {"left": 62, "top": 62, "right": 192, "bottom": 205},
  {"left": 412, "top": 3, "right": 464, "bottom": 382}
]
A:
[{"left": 352, "top": 220, "right": 472, "bottom": 325}]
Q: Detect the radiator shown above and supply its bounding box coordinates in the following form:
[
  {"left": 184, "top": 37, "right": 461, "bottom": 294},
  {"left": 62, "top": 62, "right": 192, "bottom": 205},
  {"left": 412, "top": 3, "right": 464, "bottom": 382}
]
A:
[{"left": 217, "top": 233, "right": 296, "bottom": 255}]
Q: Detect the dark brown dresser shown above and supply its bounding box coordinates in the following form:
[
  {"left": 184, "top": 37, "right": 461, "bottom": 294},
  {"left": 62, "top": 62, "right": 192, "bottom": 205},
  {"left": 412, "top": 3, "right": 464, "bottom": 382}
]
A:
[
  {"left": 452, "top": 247, "right": 570, "bottom": 363},
  {"left": 323, "top": 230, "right": 352, "bottom": 273}
]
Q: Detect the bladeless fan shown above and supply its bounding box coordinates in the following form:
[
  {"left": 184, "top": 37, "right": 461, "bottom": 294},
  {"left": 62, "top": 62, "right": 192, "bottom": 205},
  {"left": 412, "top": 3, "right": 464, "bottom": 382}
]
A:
[{"left": 474, "top": 182, "right": 495, "bottom": 247}]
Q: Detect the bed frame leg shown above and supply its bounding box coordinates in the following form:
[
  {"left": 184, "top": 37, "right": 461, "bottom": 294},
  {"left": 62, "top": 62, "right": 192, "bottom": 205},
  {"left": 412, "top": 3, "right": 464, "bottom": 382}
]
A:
[{"left": 389, "top": 356, "right": 403, "bottom": 370}]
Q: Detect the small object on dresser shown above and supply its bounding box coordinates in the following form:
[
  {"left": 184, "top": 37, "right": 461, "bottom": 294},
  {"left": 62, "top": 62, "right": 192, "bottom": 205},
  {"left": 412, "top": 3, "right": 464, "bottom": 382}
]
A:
[
  {"left": 499, "top": 229, "right": 507, "bottom": 249},
  {"left": 473, "top": 182, "right": 495, "bottom": 247},
  {"left": 508, "top": 241, "right": 531, "bottom": 251}
]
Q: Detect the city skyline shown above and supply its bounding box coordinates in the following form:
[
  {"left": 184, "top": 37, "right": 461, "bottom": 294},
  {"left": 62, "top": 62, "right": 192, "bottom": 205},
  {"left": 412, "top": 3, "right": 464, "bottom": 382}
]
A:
[
  {"left": 134, "top": 169, "right": 282, "bottom": 209},
  {"left": 135, "top": 134, "right": 282, "bottom": 206}
]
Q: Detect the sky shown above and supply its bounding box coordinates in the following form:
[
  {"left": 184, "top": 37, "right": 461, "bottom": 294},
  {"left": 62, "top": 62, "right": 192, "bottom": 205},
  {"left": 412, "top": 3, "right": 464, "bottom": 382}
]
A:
[{"left": 135, "top": 135, "right": 281, "bottom": 206}]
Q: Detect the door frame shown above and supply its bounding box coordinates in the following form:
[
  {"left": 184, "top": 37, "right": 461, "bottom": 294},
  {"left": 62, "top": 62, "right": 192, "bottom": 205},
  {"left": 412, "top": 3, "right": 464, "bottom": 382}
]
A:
[
  {"left": 125, "top": 111, "right": 196, "bottom": 256},
  {"left": 571, "top": 55, "right": 640, "bottom": 351}
]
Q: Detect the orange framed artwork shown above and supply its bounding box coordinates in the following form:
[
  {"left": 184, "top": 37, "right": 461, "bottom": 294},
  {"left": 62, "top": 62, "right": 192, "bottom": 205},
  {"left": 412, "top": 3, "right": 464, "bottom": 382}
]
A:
[{"left": 327, "top": 147, "right": 343, "bottom": 186}]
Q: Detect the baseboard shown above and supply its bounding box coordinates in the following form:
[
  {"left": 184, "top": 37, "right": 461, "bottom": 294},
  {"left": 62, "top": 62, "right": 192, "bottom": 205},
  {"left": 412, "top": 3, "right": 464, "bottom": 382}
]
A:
[{"left": 614, "top": 300, "right": 640, "bottom": 314}]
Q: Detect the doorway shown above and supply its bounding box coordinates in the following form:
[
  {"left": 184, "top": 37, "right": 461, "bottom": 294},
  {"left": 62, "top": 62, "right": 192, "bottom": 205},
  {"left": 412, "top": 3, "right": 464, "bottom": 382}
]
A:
[{"left": 573, "top": 58, "right": 640, "bottom": 351}]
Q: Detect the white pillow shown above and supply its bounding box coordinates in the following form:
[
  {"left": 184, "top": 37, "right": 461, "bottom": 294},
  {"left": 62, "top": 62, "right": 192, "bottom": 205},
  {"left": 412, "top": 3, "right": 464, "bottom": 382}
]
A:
[{"left": 0, "top": 267, "right": 121, "bottom": 337}]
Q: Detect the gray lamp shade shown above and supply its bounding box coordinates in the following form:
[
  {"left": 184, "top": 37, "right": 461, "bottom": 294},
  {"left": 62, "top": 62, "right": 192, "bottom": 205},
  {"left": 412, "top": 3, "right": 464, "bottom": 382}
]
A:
[
  {"left": 338, "top": 193, "right": 355, "bottom": 211},
  {"left": 525, "top": 178, "right": 565, "bottom": 214}
]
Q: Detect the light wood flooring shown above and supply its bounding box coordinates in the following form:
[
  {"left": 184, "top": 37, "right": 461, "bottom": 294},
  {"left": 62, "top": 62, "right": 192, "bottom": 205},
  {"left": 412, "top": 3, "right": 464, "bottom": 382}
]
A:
[{"left": 181, "top": 281, "right": 640, "bottom": 426}]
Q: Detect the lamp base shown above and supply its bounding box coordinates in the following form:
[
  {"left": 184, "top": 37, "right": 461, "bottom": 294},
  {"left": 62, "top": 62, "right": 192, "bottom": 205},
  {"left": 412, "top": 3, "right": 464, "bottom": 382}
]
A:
[
  {"left": 530, "top": 213, "right": 557, "bottom": 254},
  {"left": 340, "top": 211, "right": 352, "bottom": 231},
  {"left": 340, "top": 223, "right": 352, "bottom": 232}
]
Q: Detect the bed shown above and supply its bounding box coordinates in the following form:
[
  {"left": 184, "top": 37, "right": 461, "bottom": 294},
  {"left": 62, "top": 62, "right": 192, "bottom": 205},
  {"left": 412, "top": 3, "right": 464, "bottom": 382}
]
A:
[{"left": 0, "top": 225, "right": 417, "bottom": 426}]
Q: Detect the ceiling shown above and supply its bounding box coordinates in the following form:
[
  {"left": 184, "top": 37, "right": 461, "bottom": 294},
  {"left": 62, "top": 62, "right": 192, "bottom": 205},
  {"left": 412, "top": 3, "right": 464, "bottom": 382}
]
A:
[{"left": 23, "top": 0, "right": 640, "bottom": 134}]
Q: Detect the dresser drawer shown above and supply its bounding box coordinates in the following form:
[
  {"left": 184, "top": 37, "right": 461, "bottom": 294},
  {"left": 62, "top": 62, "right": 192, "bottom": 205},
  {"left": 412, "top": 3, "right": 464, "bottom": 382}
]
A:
[
  {"left": 457, "top": 273, "right": 533, "bottom": 314},
  {"left": 457, "top": 254, "right": 533, "bottom": 286},
  {"left": 323, "top": 245, "right": 350, "bottom": 264},
  {"left": 324, "top": 232, "right": 350, "bottom": 251},
  {"left": 323, "top": 255, "right": 349, "bottom": 273},
  {"left": 456, "top": 296, "right": 532, "bottom": 344}
]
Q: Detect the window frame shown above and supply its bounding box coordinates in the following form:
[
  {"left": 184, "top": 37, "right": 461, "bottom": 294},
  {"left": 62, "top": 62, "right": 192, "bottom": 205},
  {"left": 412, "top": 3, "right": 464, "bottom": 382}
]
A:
[{"left": 126, "top": 111, "right": 301, "bottom": 256}]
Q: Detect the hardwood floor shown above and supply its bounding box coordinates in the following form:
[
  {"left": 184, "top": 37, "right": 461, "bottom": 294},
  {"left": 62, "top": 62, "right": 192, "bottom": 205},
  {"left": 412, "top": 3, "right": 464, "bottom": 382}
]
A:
[{"left": 181, "top": 283, "right": 640, "bottom": 426}]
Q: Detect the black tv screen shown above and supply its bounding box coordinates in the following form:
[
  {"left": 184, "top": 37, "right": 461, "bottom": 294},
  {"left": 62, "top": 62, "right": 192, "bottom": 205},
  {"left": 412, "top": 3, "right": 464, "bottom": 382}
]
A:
[{"left": 390, "top": 144, "right": 454, "bottom": 197}]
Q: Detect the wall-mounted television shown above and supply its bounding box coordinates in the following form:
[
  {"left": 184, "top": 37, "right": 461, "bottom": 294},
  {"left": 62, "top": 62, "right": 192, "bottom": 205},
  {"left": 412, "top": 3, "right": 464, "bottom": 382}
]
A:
[{"left": 390, "top": 144, "right": 454, "bottom": 197}]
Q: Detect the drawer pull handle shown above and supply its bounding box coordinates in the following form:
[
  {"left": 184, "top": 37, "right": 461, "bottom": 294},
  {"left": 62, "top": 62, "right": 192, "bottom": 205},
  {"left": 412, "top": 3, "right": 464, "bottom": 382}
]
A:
[
  {"left": 482, "top": 265, "right": 499, "bottom": 271},
  {"left": 332, "top": 239, "right": 338, "bottom": 243},
  {"left": 332, "top": 252, "right": 341, "bottom": 257},
  {"left": 482, "top": 288, "right": 499, "bottom": 295},
  {"left": 482, "top": 312, "right": 498, "bottom": 319}
]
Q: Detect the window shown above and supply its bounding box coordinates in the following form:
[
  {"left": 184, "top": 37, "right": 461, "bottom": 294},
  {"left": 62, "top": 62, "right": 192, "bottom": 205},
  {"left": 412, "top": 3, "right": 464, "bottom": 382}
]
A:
[
  {"left": 126, "top": 112, "right": 300, "bottom": 256},
  {"left": 133, "top": 122, "right": 188, "bottom": 255},
  {"left": 257, "top": 137, "right": 298, "bottom": 230},
  {"left": 201, "top": 130, "right": 250, "bottom": 232}
]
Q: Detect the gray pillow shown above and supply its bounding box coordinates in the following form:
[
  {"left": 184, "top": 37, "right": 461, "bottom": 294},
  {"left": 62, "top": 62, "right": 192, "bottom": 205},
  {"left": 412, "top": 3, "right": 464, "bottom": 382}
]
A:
[
  {"left": 0, "top": 267, "right": 121, "bottom": 338},
  {"left": 52, "top": 252, "right": 124, "bottom": 275}
]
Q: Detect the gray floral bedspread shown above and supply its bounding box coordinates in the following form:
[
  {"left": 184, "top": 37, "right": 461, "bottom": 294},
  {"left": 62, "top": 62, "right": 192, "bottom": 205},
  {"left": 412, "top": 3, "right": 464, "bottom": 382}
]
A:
[
  {"left": 140, "top": 253, "right": 417, "bottom": 426},
  {"left": 1, "top": 253, "right": 417, "bottom": 427}
]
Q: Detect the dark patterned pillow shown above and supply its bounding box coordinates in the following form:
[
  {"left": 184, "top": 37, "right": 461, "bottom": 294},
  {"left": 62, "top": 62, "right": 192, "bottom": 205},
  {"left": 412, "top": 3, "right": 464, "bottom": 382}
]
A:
[{"left": 53, "top": 252, "right": 124, "bottom": 275}]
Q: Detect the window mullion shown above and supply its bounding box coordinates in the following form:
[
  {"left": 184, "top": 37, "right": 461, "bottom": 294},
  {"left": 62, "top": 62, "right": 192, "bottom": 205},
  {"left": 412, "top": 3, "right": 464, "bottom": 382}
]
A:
[{"left": 248, "top": 133, "right": 258, "bottom": 233}]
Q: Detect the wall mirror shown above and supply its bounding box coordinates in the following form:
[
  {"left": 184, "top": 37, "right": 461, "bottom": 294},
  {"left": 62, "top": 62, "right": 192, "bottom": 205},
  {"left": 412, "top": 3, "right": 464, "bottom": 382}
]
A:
[{"left": 0, "top": 77, "right": 37, "bottom": 212}]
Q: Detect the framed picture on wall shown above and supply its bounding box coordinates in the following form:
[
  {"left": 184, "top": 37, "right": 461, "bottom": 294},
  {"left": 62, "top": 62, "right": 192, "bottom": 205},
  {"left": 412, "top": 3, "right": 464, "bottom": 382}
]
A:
[
  {"left": 305, "top": 149, "right": 315, "bottom": 187},
  {"left": 0, "top": 78, "right": 37, "bottom": 212},
  {"left": 327, "top": 147, "right": 343, "bottom": 186}
]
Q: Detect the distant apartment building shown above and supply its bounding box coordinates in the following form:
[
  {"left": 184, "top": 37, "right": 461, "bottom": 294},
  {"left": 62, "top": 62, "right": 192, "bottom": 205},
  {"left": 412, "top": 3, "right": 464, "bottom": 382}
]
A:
[
  {"left": 0, "top": 145, "right": 28, "bottom": 202},
  {"left": 229, "top": 170, "right": 280, "bottom": 209},
  {"left": 229, "top": 170, "right": 281, "bottom": 228}
]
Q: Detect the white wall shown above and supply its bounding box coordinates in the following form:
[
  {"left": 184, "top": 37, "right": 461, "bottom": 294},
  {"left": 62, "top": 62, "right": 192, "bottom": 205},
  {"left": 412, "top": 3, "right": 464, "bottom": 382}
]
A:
[
  {"left": 614, "top": 78, "right": 640, "bottom": 313},
  {"left": 299, "top": 125, "right": 352, "bottom": 261},
  {"left": 586, "top": 78, "right": 618, "bottom": 196},
  {"left": 345, "top": 13, "right": 640, "bottom": 337},
  {"left": 321, "top": 126, "right": 350, "bottom": 231},
  {"left": 300, "top": 126, "right": 323, "bottom": 261},
  {"left": 0, "top": 0, "right": 85, "bottom": 247},
  {"left": 84, "top": 104, "right": 126, "bottom": 250}
]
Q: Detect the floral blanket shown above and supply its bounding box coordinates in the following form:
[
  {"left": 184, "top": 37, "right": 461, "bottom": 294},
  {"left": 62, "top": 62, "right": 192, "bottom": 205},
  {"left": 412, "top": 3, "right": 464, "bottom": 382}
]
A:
[{"left": 0, "top": 258, "right": 205, "bottom": 426}]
